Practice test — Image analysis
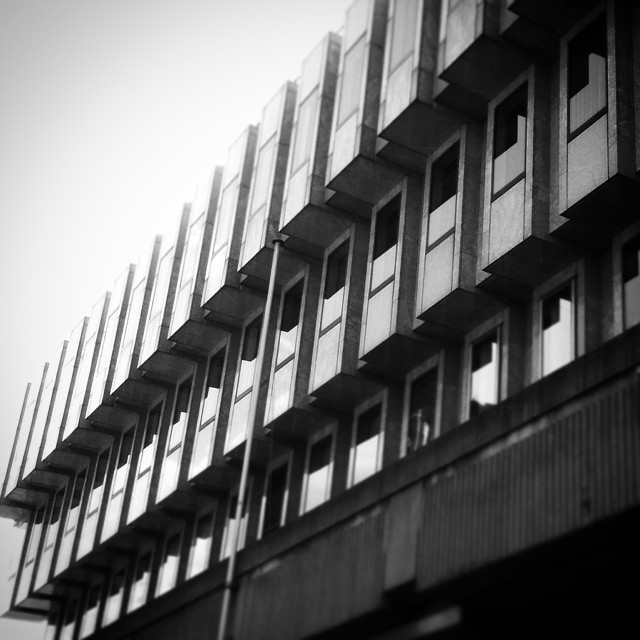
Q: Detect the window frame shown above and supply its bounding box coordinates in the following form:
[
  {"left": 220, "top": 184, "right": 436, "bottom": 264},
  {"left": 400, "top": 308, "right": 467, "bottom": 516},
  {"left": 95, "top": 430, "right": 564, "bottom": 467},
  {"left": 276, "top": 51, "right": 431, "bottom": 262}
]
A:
[
  {"left": 258, "top": 452, "right": 292, "bottom": 539},
  {"left": 612, "top": 222, "right": 640, "bottom": 336},
  {"left": 402, "top": 354, "right": 442, "bottom": 457},
  {"left": 531, "top": 262, "right": 588, "bottom": 383},
  {"left": 299, "top": 424, "right": 336, "bottom": 516},
  {"left": 347, "top": 392, "right": 386, "bottom": 488}
]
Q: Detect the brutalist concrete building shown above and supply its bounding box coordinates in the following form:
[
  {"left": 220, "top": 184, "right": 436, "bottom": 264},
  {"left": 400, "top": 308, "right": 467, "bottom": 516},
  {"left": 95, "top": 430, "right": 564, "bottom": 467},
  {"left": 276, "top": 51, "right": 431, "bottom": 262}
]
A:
[{"left": 2, "top": 0, "right": 640, "bottom": 638}]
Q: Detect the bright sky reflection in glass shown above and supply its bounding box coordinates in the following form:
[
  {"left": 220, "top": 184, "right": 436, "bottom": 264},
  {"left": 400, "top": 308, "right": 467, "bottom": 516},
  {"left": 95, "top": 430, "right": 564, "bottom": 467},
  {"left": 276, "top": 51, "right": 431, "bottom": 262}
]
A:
[
  {"left": 542, "top": 285, "right": 574, "bottom": 376},
  {"left": 470, "top": 331, "right": 499, "bottom": 417},
  {"left": 351, "top": 405, "right": 381, "bottom": 486},
  {"left": 622, "top": 237, "right": 640, "bottom": 329},
  {"left": 303, "top": 435, "right": 332, "bottom": 513}
]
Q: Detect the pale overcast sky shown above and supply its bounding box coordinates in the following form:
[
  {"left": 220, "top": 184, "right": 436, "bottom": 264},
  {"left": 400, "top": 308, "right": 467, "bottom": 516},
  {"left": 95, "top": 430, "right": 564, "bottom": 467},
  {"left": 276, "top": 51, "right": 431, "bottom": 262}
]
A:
[{"left": 0, "top": 1, "right": 351, "bottom": 637}]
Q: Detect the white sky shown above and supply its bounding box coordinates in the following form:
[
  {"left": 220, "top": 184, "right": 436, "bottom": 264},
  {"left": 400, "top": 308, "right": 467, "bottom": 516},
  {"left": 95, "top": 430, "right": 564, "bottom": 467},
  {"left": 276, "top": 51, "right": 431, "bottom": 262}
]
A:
[{"left": 0, "top": 1, "right": 351, "bottom": 637}]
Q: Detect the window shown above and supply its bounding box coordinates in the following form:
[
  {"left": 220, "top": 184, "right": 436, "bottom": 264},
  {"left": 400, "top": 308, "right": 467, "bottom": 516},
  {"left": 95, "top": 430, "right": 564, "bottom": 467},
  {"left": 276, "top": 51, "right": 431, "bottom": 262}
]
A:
[
  {"left": 17, "top": 507, "right": 45, "bottom": 601},
  {"left": 55, "top": 470, "right": 86, "bottom": 574},
  {"left": 200, "top": 352, "right": 225, "bottom": 425},
  {"left": 622, "top": 236, "right": 640, "bottom": 329},
  {"left": 35, "top": 490, "right": 64, "bottom": 587},
  {"left": 291, "top": 90, "right": 318, "bottom": 171},
  {"left": 59, "top": 601, "right": 78, "bottom": 640},
  {"left": 79, "top": 585, "right": 101, "bottom": 639},
  {"left": 568, "top": 14, "right": 607, "bottom": 135},
  {"left": 158, "top": 378, "right": 192, "bottom": 500},
  {"left": 428, "top": 144, "right": 458, "bottom": 245},
  {"left": 156, "top": 534, "right": 181, "bottom": 596},
  {"left": 128, "top": 552, "right": 152, "bottom": 612},
  {"left": 260, "top": 461, "right": 289, "bottom": 537},
  {"left": 314, "top": 240, "right": 350, "bottom": 390},
  {"left": 128, "top": 403, "right": 162, "bottom": 522},
  {"left": 373, "top": 196, "right": 400, "bottom": 261},
  {"left": 407, "top": 369, "right": 438, "bottom": 453},
  {"left": 227, "top": 316, "right": 263, "bottom": 452},
  {"left": 301, "top": 434, "right": 333, "bottom": 514},
  {"left": 191, "top": 351, "right": 225, "bottom": 476},
  {"left": 365, "top": 196, "right": 400, "bottom": 353},
  {"left": 277, "top": 281, "right": 303, "bottom": 365},
  {"left": 187, "top": 512, "right": 214, "bottom": 579},
  {"left": 220, "top": 490, "right": 250, "bottom": 560},
  {"left": 338, "top": 36, "right": 366, "bottom": 125},
  {"left": 103, "top": 570, "right": 125, "bottom": 626},
  {"left": 470, "top": 330, "right": 500, "bottom": 417},
  {"left": 102, "top": 430, "right": 133, "bottom": 541},
  {"left": 237, "top": 315, "right": 262, "bottom": 396},
  {"left": 77, "top": 453, "right": 109, "bottom": 558},
  {"left": 269, "top": 281, "right": 304, "bottom": 420},
  {"left": 350, "top": 405, "right": 382, "bottom": 486},
  {"left": 493, "top": 85, "right": 527, "bottom": 195},
  {"left": 541, "top": 284, "right": 575, "bottom": 376},
  {"left": 323, "top": 241, "right": 349, "bottom": 311}
]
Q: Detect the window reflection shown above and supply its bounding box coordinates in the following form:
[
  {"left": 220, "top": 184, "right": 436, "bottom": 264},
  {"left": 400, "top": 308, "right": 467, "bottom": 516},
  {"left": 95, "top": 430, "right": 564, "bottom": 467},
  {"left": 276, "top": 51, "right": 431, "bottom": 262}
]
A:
[
  {"left": 128, "top": 553, "right": 151, "bottom": 612},
  {"left": 351, "top": 405, "right": 382, "bottom": 486},
  {"left": 237, "top": 316, "right": 262, "bottom": 396},
  {"left": 77, "top": 454, "right": 108, "bottom": 558},
  {"left": 470, "top": 331, "right": 500, "bottom": 417},
  {"left": 156, "top": 535, "right": 181, "bottom": 597},
  {"left": 35, "top": 490, "right": 64, "bottom": 588},
  {"left": 428, "top": 144, "right": 458, "bottom": 245},
  {"left": 79, "top": 585, "right": 101, "bottom": 639},
  {"left": 321, "top": 241, "right": 349, "bottom": 330},
  {"left": 220, "top": 493, "right": 250, "bottom": 560},
  {"left": 568, "top": 15, "right": 607, "bottom": 135},
  {"left": 493, "top": 86, "right": 527, "bottom": 195},
  {"left": 102, "top": 431, "right": 133, "bottom": 542},
  {"left": 103, "top": 570, "right": 125, "bottom": 626},
  {"left": 407, "top": 369, "right": 438, "bottom": 453},
  {"left": 59, "top": 601, "right": 77, "bottom": 640},
  {"left": 17, "top": 508, "right": 45, "bottom": 602},
  {"left": 541, "top": 284, "right": 574, "bottom": 376},
  {"left": 187, "top": 513, "right": 213, "bottom": 579},
  {"left": 302, "top": 435, "right": 332, "bottom": 514},
  {"left": 158, "top": 379, "right": 192, "bottom": 500},
  {"left": 55, "top": 471, "right": 85, "bottom": 574},
  {"left": 128, "top": 404, "right": 162, "bottom": 523},
  {"left": 261, "top": 462, "right": 288, "bottom": 537},
  {"left": 191, "top": 352, "right": 225, "bottom": 476},
  {"left": 622, "top": 236, "right": 640, "bottom": 329}
]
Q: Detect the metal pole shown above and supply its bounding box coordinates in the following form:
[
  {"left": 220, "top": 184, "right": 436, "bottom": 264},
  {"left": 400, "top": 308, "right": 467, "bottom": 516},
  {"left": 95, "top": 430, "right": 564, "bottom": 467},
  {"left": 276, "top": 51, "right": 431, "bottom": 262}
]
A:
[{"left": 217, "top": 239, "right": 282, "bottom": 640}]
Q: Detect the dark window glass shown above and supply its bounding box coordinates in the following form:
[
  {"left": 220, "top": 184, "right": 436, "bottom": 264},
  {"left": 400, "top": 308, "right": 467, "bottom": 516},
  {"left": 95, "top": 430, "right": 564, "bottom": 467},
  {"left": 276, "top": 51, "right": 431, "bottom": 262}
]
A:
[
  {"left": 352, "top": 405, "right": 382, "bottom": 485},
  {"left": 568, "top": 15, "right": 606, "bottom": 98},
  {"left": 280, "top": 281, "right": 303, "bottom": 333},
  {"left": 430, "top": 144, "right": 459, "bottom": 212},
  {"left": 206, "top": 353, "right": 224, "bottom": 390},
  {"left": 263, "top": 463, "right": 288, "bottom": 535},
  {"left": 541, "top": 285, "right": 574, "bottom": 376},
  {"left": 622, "top": 236, "right": 640, "bottom": 329},
  {"left": 408, "top": 369, "right": 438, "bottom": 452},
  {"left": 143, "top": 404, "right": 162, "bottom": 448},
  {"left": 470, "top": 331, "right": 500, "bottom": 417},
  {"left": 568, "top": 15, "right": 607, "bottom": 133},
  {"left": 118, "top": 431, "right": 134, "bottom": 469},
  {"left": 241, "top": 315, "right": 262, "bottom": 362},
  {"left": 324, "top": 241, "right": 350, "bottom": 299},
  {"left": 494, "top": 86, "right": 527, "bottom": 158},
  {"left": 303, "top": 435, "right": 332, "bottom": 513},
  {"left": 373, "top": 196, "right": 400, "bottom": 259},
  {"left": 309, "top": 436, "right": 331, "bottom": 474},
  {"left": 172, "top": 378, "right": 192, "bottom": 424}
]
